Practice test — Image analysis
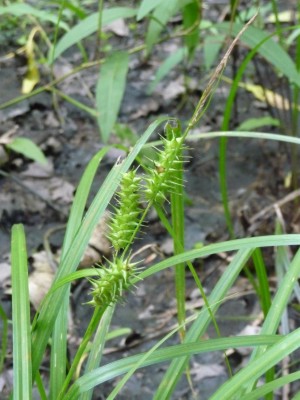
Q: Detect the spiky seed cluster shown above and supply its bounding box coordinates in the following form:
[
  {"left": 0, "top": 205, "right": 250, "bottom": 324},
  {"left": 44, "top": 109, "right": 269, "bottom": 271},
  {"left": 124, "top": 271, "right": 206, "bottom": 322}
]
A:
[
  {"left": 87, "top": 255, "right": 139, "bottom": 307},
  {"left": 108, "top": 169, "right": 142, "bottom": 252},
  {"left": 145, "top": 134, "right": 185, "bottom": 204}
]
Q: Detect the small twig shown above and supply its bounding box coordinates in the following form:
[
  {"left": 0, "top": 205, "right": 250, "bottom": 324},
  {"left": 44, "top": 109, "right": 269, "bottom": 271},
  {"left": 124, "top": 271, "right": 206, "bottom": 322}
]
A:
[{"left": 250, "top": 188, "right": 300, "bottom": 226}]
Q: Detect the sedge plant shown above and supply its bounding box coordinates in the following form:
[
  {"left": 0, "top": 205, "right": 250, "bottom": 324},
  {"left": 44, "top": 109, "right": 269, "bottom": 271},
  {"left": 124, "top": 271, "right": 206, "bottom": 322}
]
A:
[{"left": 7, "top": 10, "right": 300, "bottom": 400}]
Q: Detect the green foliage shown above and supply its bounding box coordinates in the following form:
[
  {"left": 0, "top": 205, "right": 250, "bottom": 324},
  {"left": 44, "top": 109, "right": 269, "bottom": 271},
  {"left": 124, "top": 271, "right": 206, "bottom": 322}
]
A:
[
  {"left": 5, "top": 2, "right": 300, "bottom": 400},
  {"left": 96, "top": 51, "right": 129, "bottom": 142},
  {"left": 6, "top": 137, "right": 48, "bottom": 165}
]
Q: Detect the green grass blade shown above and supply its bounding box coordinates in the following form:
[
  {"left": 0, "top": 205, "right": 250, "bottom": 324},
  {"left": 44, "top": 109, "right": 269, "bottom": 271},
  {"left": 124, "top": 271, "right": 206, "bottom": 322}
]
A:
[
  {"left": 65, "top": 334, "right": 280, "bottom": 399},
  {"left": 210, "top": 328, "right": 300, "bottom": 400},
  {"left": 11, "top": 224, "right": 32, "bottom": 400},
  {"left": 79, "top": 306, "right": 115, "bottom": 400},
  {"left": 0, "top": 302, "right": 8, "bottom": 372},
  {"left": 189, "top": 130, "right": 300, "bottom": 145},
  {"left": 217, "top": 22, "right": 300, "bottom": 85},
  {"left": 243, "top": 371, "right": 300, "bottom": 400},
  {"left": 218, "top": 26, "right": 294, "bottom": 236},
  {"left": 49, "top": 234, "right": 300, "bottom": 293},
  {"left": 57, "top": 307, "right": 106, "bottom": 400},
  {"left": 153, "top": 248, "right": 253, "bottom": 399},
  {"left": 30, "top": 116, "right": 168, "bottom": 379},
  {"left": 241, "top": 248, "right": 300, "bottom": 395},
  {"left": 50, "top": 147, "right": 110, "bottom": 399},
  {"left": 166, "top": 121, "right": 186, "bottom": 339},
  {"left": 252, "top": 248, "right": 271, "bottom": 317}
]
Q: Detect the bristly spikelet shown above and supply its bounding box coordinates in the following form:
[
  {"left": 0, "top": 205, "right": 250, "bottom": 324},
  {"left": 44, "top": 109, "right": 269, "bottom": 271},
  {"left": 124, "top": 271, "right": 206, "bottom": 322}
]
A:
[
  {"left": 87, "top": 255, "right": 140, "bottom": 307},
  {"left": 107, "top": 169, "right": 142, "bottom": 251},
  {"left": 144, "top": 133, "right": 185, "bottom": 204}
]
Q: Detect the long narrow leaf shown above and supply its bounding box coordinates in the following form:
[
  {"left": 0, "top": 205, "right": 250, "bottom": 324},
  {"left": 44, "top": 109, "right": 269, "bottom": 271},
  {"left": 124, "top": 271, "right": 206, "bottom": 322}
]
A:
[
  {"left": 217, "top": 22, "right": 300, "bottom": 86},
  {"left": 48, "top": 234, "right": 300, "bottom": 293},
  {"left": 80, "top": 306, "right": 115, "bottom": 400},
  {"left": 210, "top": 328, "right": 300, "bottom": 400},
  {"left": 96, "top": 52, "right": 129, "bottom": 142},
  {"left": 64, "top": 334, "right": 280, "bottom": 399},
  {"left": 154, "top": 248, "right": 253, "bottom": 399},
  {"left": 11, "top": 224, "right": 32, "bottom": 400},
  {"left": 50, "top": 147, "right": 110, "bottom": 399}
]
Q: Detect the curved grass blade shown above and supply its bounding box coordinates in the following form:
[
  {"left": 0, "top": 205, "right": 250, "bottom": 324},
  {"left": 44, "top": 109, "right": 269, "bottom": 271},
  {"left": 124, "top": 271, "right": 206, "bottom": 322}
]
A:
[
  {"left": 210, "top": 327, "right": 300, "bottom": 400},
  {"left": 50, "top": 147, "right": 110, "bottom": 399},
  {"left": 154, "top": 248, "right": 252, "bottom": 399},
  {"left": 242, "top": 371, "right": 300, "bottom": 400},
  {"left": 64, "top": 334, "right": 280, "bottom": 399},
  {"left": 48, "top": 234, "right": 300, "bottom": 293}
]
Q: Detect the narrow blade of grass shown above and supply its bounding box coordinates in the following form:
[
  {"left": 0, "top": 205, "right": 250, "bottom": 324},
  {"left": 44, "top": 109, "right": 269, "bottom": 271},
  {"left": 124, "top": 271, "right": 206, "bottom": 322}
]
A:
[
  {"left": 79, "top": 306, "right": 115, "bottom": 400},
  {"left": 210, "top": 327, "right": 300, "bottom": 400},
  {"left": 50, "top": 147, "right": 110, "bottom": 399},
  {"left": 153, "top": 248, "right": 253, "bottom": 399},
  {"left": 11, "top": 224, "right": 32, "bottom": 400},
  {"left": 64, "top": 334, "right": 280, "bottom": 399},
  {"left": 241, "top": 248, "right": 300, "bottom": 396}
]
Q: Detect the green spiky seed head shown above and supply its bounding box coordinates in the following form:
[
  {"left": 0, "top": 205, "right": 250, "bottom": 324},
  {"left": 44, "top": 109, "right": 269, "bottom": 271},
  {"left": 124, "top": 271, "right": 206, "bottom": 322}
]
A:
[
  {"left": 87, "top": 255, "right": 140, "bottom": 307},
  {"left": 145, "top": 134, "right": 185, "bottom": 204},
  {"left": 107, "top": 170, "right": 142, "bottom": 251}
]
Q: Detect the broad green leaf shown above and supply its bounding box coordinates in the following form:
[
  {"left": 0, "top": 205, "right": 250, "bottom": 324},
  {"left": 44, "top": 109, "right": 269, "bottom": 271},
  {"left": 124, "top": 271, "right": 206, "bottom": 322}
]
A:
[
  {"left": 217, "top": 22, "right": 300, "bottom": 86},
  {"left": 53, "top": 7, "right": 136, "bottom": 60},
  {"left": 0, "top": 4, "right": 68, "bottom": 30},
  {"left": 6, "top": 138, "right": 47, "bottom": 165},
  {"left": 11, "top": 224, "right": 32, "bottom": 400},
  {"left": 137, "top": 0, "right": 162, "bottom": 21},
  {"left": 96, "top": 52, "right": 129, "bottom": 142},
  {"left": 148, "top": 47, "right": 187, "bottom": 93},
  {"left": 237, "top": 117, "right": 280, "bottom": 131}
]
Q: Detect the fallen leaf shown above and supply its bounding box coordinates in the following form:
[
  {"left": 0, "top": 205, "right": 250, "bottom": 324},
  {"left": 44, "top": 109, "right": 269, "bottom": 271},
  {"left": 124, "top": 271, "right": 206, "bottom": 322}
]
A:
[
  {"left": 190, "top": 362, "right": 226, "bottom": 380},
  {"left": 105, "top": 18, "right": 129, "bottom": 36},
  {"left": 28, "top": 250, "right": 55, "bottom": 309}
]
